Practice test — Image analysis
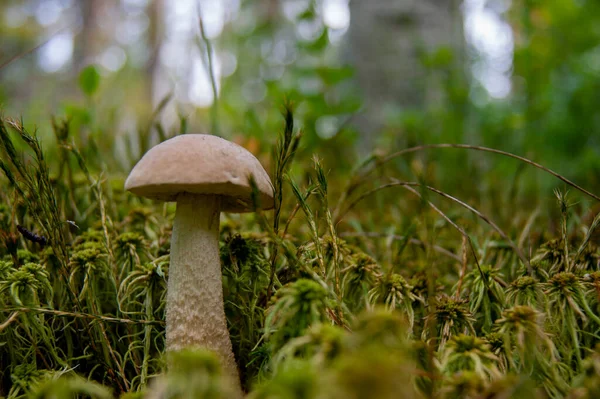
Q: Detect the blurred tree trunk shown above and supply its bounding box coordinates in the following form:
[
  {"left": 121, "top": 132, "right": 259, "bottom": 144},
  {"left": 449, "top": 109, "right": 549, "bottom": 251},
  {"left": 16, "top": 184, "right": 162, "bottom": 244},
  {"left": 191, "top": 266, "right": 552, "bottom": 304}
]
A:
[
  {"left": 347, "top": 0, "right": 464, "bottom": 148},
  {"left": 74, "top": 0, "right": 103, "bottom": 68},
  {"left": 147, "top": 0, "right": 163, "bottom": 104}
]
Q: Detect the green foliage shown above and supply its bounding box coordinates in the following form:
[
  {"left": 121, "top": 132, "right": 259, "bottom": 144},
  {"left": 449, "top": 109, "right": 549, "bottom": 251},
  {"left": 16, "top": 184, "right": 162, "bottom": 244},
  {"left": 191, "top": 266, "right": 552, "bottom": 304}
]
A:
[
  {"left": 0, "top": 107, "right": 599, "bottom": 397},
  {"left": 147, "top": 350, "right": 237, "bottom": 398},
  {"left": 29, "top": 373, "right": 113, "bottom": 399},
  {"left": 1, "top": 43, "right": 600, "bottom": 396},
  {"left": 265, "top": 279, "right": 330, "bottom": 353},
  {"left": 439, "top": 334, "right": 500, "bottom": 379},
  {"left": 79, "top": 65, "right": 101, "bottom": 97}
]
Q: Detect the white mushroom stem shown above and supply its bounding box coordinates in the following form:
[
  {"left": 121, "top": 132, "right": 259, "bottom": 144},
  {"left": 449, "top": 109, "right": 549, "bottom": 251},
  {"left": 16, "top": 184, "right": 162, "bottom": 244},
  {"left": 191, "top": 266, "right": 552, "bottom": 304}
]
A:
[{"left": 167, "top": 192, "right": 242, "bottom": 394}]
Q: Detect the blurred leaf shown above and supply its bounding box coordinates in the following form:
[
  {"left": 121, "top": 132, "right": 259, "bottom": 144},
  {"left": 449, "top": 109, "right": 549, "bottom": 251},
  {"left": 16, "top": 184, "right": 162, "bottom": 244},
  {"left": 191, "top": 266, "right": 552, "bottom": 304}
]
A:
[
  {"left": 298, "top": 4, "right": 317, "bottom": 21},
  {"left": 78, "top": 65, "right": 101, "bottom": 97},
  {"left": 300, "top": 29, "right": 329, "bottom": 53},
  {"left": 424, "top": 47, "right": 455, "bottom": 69},
  {"left": 315, "top": 66, "right": 354, "bottom": 86}
]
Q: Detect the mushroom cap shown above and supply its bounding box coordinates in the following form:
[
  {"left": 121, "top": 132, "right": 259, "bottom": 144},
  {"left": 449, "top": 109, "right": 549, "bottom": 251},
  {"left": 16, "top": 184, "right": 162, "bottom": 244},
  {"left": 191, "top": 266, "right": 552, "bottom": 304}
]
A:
[{"left": 125, "top": 134, "right": 274, "bottom": 212}]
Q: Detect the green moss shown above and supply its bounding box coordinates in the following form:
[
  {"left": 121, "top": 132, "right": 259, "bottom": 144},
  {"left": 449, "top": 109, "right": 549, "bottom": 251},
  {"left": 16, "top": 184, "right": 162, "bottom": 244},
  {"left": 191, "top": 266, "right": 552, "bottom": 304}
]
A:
[{"left": 0, "top": 108, "right": 599, "bottom": 398}]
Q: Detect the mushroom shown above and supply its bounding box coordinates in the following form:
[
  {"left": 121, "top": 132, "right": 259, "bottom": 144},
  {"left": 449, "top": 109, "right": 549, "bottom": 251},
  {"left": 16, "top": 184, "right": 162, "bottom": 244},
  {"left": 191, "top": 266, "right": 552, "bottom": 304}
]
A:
[{"left": 125, "top": 134, "right": 273, "bottom": 394}]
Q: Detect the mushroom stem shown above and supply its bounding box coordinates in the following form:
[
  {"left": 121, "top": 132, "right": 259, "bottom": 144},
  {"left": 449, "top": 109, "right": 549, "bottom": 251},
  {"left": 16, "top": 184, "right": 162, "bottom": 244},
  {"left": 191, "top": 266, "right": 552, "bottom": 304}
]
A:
[{"left": 167, "top": 192, "right": 242, "bottom": 394}]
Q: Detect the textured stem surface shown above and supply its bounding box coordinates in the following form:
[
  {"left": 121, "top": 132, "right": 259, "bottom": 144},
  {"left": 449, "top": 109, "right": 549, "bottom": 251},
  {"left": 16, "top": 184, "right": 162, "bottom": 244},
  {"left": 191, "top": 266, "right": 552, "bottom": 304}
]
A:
[{"left": 167, "top": 193, "right": 241, "bottom": 393}]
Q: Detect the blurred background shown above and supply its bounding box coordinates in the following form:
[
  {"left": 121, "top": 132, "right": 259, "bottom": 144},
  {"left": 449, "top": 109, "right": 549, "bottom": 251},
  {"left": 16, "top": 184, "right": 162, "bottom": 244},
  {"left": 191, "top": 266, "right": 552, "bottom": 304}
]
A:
[{"left": 0, "top": 0, "right": 599, "bottom": 201}]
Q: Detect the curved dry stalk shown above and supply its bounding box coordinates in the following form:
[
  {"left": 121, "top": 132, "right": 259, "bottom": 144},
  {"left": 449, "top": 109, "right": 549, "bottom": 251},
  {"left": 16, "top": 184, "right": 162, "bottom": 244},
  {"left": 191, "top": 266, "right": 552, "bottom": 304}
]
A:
[
  {"left": 337, "top": 179, "right": 530, "bottom": 269},
  {"left": 334, "top": 144, "right": 600, "bottom": 221},
  {"left": 575, "top": 211, "right": 600, "bottom": 262},
  {"left": 339, "top": 231, "right": 462, "bottom": 262},
  {"left": 335, "top": 181, "right": 410, "bottom": 225},
  {"left": 334, "top": 180, "right": 487, "bottom": 289},
  {"left": 518, "top": 208, "right": 540, "bottom": 250},
  {"left": 396, "top": 179, "right": 529, "bottom": 269},
  {"left": 399, "top": 185, "right": 487, "bottom": 288},
  {"left": 390, "top": 145, "right": 599, "bottom": 201}
]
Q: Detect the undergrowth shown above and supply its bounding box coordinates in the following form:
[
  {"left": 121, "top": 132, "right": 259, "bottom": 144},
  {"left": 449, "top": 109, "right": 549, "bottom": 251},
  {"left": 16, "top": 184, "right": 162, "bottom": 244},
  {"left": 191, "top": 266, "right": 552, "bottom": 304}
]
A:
[{"left": 0, "top": 106, "right": 599, "bottom": 399}]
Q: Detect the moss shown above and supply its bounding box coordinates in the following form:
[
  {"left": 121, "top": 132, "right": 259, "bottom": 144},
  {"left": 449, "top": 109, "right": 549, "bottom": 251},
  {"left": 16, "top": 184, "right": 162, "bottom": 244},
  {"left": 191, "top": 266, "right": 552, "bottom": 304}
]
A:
[
  {"left": 15, "top": 249, "right": 40, "bottom": 264},
  {"left": 0, "top": 111, "right": 599, "bottom": 398}
]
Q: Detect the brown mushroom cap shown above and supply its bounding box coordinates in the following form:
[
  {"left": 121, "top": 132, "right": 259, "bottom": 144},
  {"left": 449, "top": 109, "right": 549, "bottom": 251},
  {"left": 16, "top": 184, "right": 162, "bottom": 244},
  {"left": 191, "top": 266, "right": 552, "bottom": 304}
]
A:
[{"left": 125, "top": 134, "right": 274, "bottom": 212}]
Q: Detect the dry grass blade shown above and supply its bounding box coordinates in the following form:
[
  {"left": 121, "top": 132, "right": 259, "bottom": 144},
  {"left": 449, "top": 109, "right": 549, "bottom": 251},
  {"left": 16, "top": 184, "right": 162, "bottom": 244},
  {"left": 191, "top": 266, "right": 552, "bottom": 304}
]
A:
[
  {"left": 339, "top": 231, "right": 462, "bottom": 262},
  {"left": 338, "top": 178, "right": 529, "bottom": 269},
  {"left": 350, "top": 143, "right": 600, "bottom": 203},
  {"left": 398, "top": 179, "right": 529, "bottom": 269},
  {"left": 575, "top": 211, "right": 600, "bottom": 262},
  {"left": 399, "top": 184, "right": 487, "bottom": 287},
  {"left": 196, "top": 2, "right": 219, "bottom": 136}
]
